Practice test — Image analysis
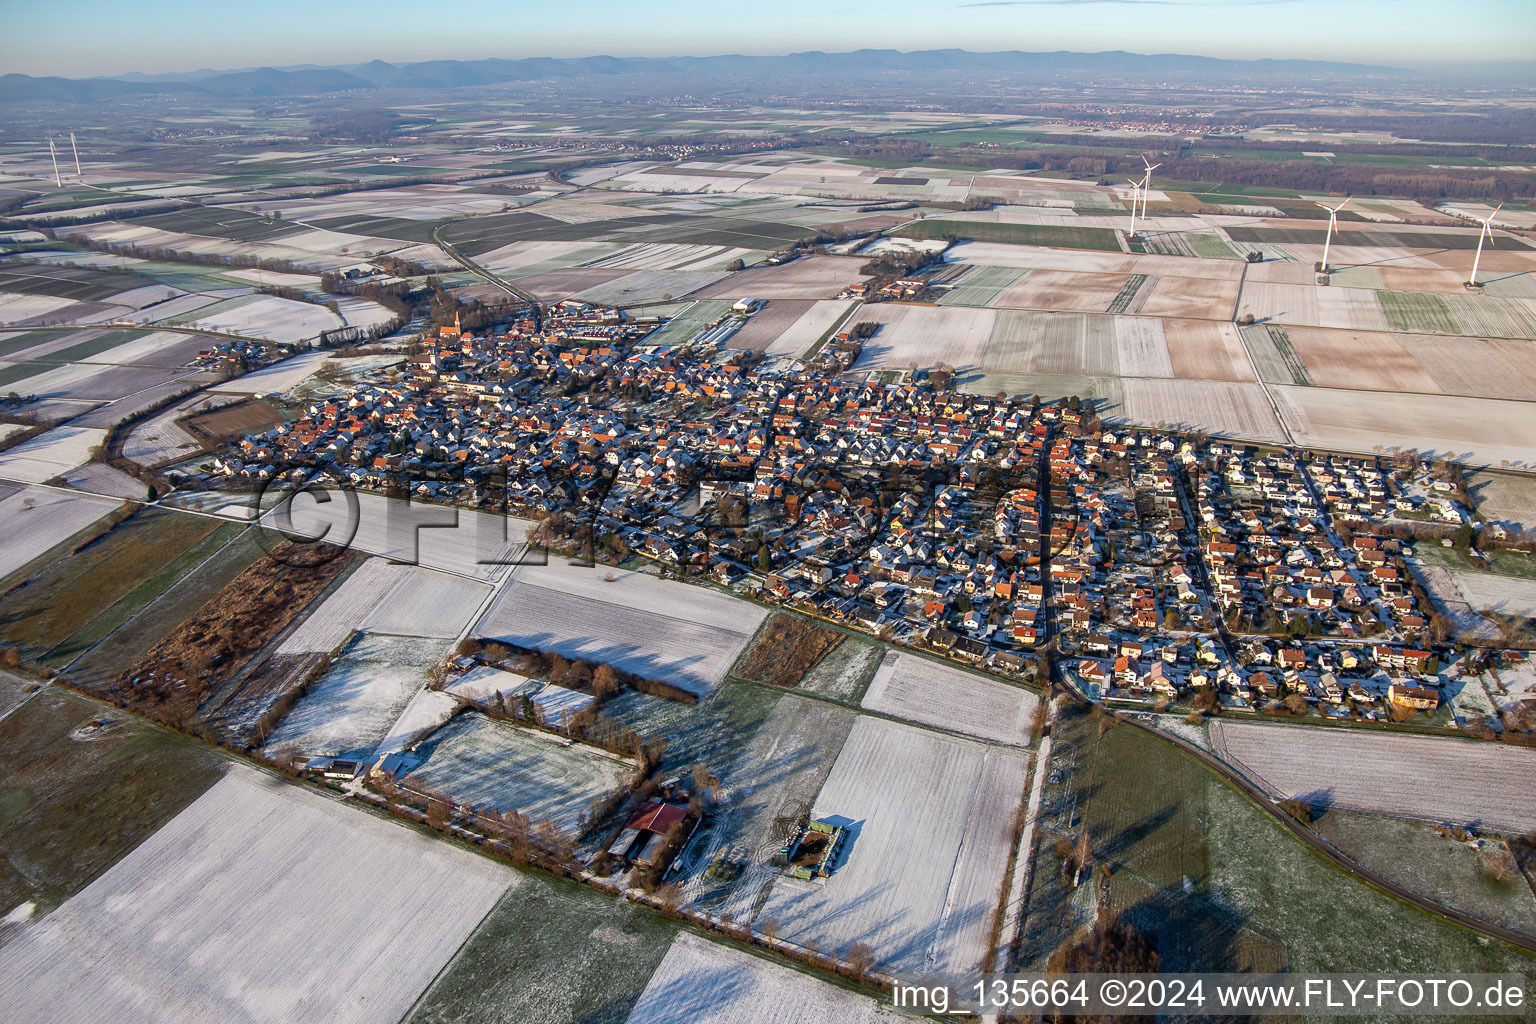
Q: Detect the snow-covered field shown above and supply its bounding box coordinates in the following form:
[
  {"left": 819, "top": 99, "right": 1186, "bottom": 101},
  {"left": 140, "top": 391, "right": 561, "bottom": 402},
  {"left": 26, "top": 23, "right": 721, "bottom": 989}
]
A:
[
  {"left": 271, "top": 489, "right": 532, "bottom": 581},
  {"left": 264, "top": 633, "right": 452, "bottom": 759},
  {"left": 849, "top": 303, "right": 997, "bottom": 371},
  {"left": 760, "top": 717, "right": 1029, "bottom": 985},
  {"left": 0, "top": 425, "right": 105, "bottom": 483},
  {"left": 279, "top": 558, "right": 489, "bottom": 654},
  {"left": 184, "top": 293, "right": 341, "bottom": 343},
  {"left": 1209, "top": 719, "right": 1536, "bottom": 833},
  {"left": 0, "top": 767, "right": 510, "bottom": 1024},
  {"left": 374, "top": 689, "right": 461, "bottom": 758},
  {"left": 441, "top": 665, "right": 594, "bottom": 723},
  {"left": 478, "top": 239, "right": 618, "bottom": 275},
  {"left": 400, "top": 713, "right": 628, "bottom": 832},
  {"left": 1271, "top": 385, "right": 1536, "bottom": 467},
  {"left": 0, "top": 292, "right": 75, "bottom": 324},
  {"left": 624, "top": 932, "right": 905, "bottom": 1024},
  {"left": 1119, "top": 379, "right": 1288, "bottom": 442},
  {"left": 0, "top": 485, "right": 118, "bottom": 577},
  {"left": 1448, "top": 570, "right": 1536, "bottom": 618},
  {"left": 477, "top": 561, "right": 769, "bottom": 696},
  {"left": 121, "top": 392, "right": 230, "bottom": 465},
  {"left": 763, "top": 298, "right": 857, "bottom": 357},
  {"left": 861, "top": 651, "right": 1037, "bottom": 745}
]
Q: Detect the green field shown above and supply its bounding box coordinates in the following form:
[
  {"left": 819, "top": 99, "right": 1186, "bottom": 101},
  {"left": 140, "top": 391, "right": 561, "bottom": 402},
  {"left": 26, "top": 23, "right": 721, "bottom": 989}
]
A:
[
  {"left": 897, "top": 219, "right": 1122, "bottom": 252},
  {"left": 130, "top": 206, "right": 302, "bottom": 242},
  {"left": 938, "top": 265, "right": 1029, "bottom": 307},
  {"left": 1314, "top": 811, "right": 1536, "bottom": 940},
  {"left": 404, "top": 877, "right": 678, "bottom": 1024},
  {"left": 0, "top": 687, "right": 226, "bottom": 922},
  {"left": 63, "top": 525, "right": 264, "bottom": 691},
  {"left": 0, "top": 508, "right": 232, "bottom": 667},
  {"left": 1015, "top": 704, "right": 1536, "bottom": 975},
  {"left": 1378, "top": 290, "right": 1460, "bottom": 334},
  {"left": 308, "top": 215, "right": 444, "bottom": 243}
]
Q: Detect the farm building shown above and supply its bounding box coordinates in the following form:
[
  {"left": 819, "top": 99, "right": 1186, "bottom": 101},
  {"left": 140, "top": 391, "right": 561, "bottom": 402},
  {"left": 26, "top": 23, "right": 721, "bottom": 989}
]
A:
[
  {"left": 608, "top": 801, "right": 690, "bottom": 869},
  {"left": 732, "top": 297, "right": 765, "bottom": 313}
]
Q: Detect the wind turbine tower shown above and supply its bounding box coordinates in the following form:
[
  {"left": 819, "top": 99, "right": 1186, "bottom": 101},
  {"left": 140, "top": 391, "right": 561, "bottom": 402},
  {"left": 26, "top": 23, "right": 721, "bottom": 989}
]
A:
[
  {"left": 69, "top": 132, "right": 81, "bottom": 178},
  {"left": 1134, "top": 156, "right": 1160, "bottom": 240},
  {"left": 47, "top": 139, "right": 61, "bottom": 188},
  {"left": 1315, "top": 197, "right": 1351, "bottom": 277},
  {"left": 1467, "top": 204, "right": 1502, "bottom": 289},
  {"left": 1126, "top": 178, "right": 1144, "bottom": 239}
]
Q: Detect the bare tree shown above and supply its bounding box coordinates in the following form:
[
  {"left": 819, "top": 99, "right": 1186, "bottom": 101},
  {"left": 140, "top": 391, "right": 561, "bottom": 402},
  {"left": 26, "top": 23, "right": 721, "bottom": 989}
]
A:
[{"left": 843, "top": 941, "right": 877, "bottom": 980}]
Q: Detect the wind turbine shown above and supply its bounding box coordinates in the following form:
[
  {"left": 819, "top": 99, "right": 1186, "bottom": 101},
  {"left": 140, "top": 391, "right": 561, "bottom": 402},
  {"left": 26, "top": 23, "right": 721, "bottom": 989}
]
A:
[
  {"left": 1126, "top": 178, "right": 1144, "bottom": 239},
  {"left": 47, "top": 138, "right": 61, "bottom": 187},
  {"left": 69, "top": 132, "right": 81, "bottom": 178},
  {"left": 1315, "top": 197, "right": 1350, "bottom": 275},
  {"left": 1467, "top": 203, "right": 1503, "bottom": 289},
  {"left": 1133, "top": 157, "right": 1160, "bottom": 239}
]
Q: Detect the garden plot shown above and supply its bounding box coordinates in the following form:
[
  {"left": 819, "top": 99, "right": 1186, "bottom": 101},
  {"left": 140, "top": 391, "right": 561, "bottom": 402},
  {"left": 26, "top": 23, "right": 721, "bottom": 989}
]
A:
[
  {"left": 1271, "top": 386, "right": 1536, "bottom": 467},
  {"left": 861, "top": 651, "right": 1036, "bottom": 745},
  {"left": 625, "top": 933, "right": 905, "bottom": 1024},
  {"left": 850, "top": 304, "right": 996, "bottom": 371},
  {"left": 1119, "top": 379, "right": 1286, "bottom": 441},
  {"left": 1208, "top": 720, "right": 1536, "bottom": 834},
  {"left": 0, "top": 766, "right": 510, "bottom": 1024},
  {"left": 1447, "top": 571, "right": 1536, "bottom": 618},
  {"left": 763, "top": 299, "right": 858, "bottom": 357},
  {"left": 1163, "top": 319, "right": 1255, "bottom": 381},
  {"left": 692, "top": 256, "right": 862, "bottom": 300},
  {"left": 399, "top": 713, "right": 628, "bottom": 833},
  {"left": 476, "top": 562, "right": 769, "bottom": 696},
  {"left": 264, "top": 633, "right": 452, "bottom": 759},
  {"left": 1283, "top": 327, "right": 1443, "bottom": 394},
  {"left": 0, "top": 425, "right": 105, "bottom": 483},
  {"left": 760, "top": 717, "right": 1028, "bottom": 984},
  {"left": 571, "top": 270, "right": 728, "bottom": 308},
  {"left": 279, "top": 558, "right": 489, "bottom": 654},
  {"left": 184, "top": 293, "right": 341, "bottom": 343},
  {"left": 0, "top": 486, "right": 117, "bottom": 578}
]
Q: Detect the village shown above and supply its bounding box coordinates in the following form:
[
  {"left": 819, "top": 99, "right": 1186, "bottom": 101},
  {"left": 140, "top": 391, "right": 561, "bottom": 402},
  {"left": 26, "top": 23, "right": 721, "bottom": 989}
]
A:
[{"left": 208, "top": 299, "right": 1535, "bottom": 732}]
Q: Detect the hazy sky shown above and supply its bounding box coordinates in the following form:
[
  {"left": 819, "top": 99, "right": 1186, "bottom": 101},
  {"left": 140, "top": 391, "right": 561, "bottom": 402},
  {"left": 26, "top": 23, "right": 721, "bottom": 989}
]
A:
[{"left": 3, "top": 0, "right": 1533, "bottom": 76}]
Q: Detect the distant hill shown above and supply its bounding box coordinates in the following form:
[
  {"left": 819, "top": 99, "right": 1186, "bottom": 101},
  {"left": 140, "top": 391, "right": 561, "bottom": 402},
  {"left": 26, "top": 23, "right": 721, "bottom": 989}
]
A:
[{"left": 1, "top": 48, "right": 1413, "bottom": 103}]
